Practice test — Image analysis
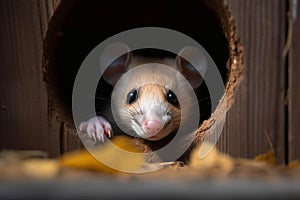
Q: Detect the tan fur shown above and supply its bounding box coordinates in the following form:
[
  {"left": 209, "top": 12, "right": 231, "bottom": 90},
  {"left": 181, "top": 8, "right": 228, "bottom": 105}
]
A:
[
  {"left": 111, "top": 57, "right": 195, "bottom": 141},
  {"left": 129, "top": 83, "right": 181, "bottom": 141}
]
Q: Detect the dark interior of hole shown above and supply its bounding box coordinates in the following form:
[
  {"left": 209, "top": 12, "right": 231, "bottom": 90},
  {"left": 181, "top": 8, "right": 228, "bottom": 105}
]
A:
[{"left": 45, "top": 0, "right": 229, "bottom": 127}]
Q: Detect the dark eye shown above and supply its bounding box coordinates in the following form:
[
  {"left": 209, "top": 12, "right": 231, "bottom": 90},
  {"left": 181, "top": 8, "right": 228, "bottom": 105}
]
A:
[
  {"left": 127, "top": 89, "right": 138, "bottom": 104},
  {"left": 167, "top": 90, "right": 179, "bottom": 106}
]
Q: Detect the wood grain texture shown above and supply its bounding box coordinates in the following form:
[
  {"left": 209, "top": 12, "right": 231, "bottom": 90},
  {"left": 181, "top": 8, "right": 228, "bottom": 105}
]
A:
[
  {"left": 0, "top": 0, "right": 293, "bottom": 161},
  {"left": 0, "top": 0, "right": 59, "bottom": 155},
  {"left": 219, "top": 0, "right": 286, "bottom": 162},
  {"left": 289, "top": 1, "right": 300, "bottom": 161}
]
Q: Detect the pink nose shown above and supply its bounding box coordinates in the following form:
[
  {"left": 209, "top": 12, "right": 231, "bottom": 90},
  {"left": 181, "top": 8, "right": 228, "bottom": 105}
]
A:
[{"left": 144, "top": 119, "right": 163, "bottom": 136}]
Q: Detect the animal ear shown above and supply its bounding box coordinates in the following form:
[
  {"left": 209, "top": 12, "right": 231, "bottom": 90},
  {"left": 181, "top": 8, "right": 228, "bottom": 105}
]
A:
[
  {"left": 100, "top": 42, "right": 131, "bottom": 86},
  {"left": 175, "top": 46, "right": 207, "bottom": 89}
]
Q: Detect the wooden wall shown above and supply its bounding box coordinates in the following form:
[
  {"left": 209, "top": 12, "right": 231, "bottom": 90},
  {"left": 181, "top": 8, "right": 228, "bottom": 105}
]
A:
[
  {"left": 220, "top": 0, "right": 300, "bottom": 164},
  {"left": 220, "top": 0, "right": 287, "bottom": 163},
  {"left": 0, "top": 0, "right": 299, "bottom": 163},
  {"left": 289, "top": 0, "right": 300, "bottom": 161},
  {"left": 0, "top": 0, "right": 60, "bottom": 155}
]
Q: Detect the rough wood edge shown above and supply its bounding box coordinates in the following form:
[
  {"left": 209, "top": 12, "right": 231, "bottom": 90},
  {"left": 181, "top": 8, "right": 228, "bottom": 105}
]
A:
[{"left": 194, "top": 1, "right": 244, "bottom": 143}]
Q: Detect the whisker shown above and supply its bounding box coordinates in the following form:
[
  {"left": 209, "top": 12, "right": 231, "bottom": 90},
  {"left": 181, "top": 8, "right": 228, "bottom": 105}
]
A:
[
  {"left": 198, "top": 96, "right": 211, "bottom": 102},
  {"left": 177, "top": 96, "right": 211, "bottom": 110},
  {"left": 117, "top": 114, "right": 134, "bottom": 120},
  {"left": 88, "top": 96, "right": 110, "bottom": 102},
  {"left": 137, "top": 102, "right": 143, "bottom": 114},
  {"left": 110, "top": 119, "right": 131, "bottom": 125}
]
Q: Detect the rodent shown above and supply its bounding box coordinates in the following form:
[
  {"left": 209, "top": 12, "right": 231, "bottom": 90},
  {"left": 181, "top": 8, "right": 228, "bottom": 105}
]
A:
[{"left": 79, "top": 43, "right": 210, "bottom": 161}]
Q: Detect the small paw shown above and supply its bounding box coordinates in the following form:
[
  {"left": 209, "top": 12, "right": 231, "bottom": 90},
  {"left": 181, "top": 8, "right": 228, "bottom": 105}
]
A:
[{"left": 79, "top": 116, "right": 113, "bottom": 142}]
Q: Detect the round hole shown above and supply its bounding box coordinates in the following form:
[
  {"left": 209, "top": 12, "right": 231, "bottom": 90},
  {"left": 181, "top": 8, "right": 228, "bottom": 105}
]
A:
[{"left": 43, "top": 0, "right": 243, "bottom": 159}]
